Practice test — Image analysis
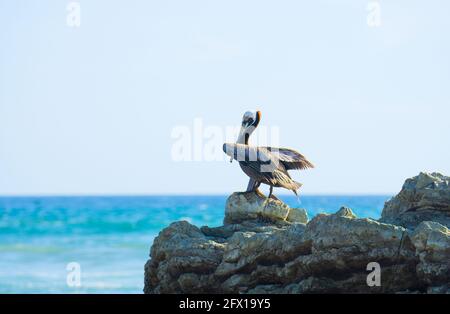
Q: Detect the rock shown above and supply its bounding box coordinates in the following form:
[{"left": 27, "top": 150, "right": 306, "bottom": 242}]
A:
[
  {"left": 380, "top": 172, "right": 450, "bottom": 229},
  {"left": 144, "top": 173, "right": 450, "bottom": 294},
  {"left": 224, "top": 192, "right": 292, "bottom": 224},
  {"left": 224, "top": 191, "right": 308, "bottom": 224},
  {"left": 286, "top": 207, "right": 308, "bottom": 224},
  {"left": 410, "top": 221, "right": 450, "bottom": 286},
  {"left": 143, "top": 221, "right": 226, "bottom": 293},
  {"left": 427, "top": 285, "right": 450, "bottom": 294},
  {"left": 336, "top": 206, "right": 357, "bottom": 219}
]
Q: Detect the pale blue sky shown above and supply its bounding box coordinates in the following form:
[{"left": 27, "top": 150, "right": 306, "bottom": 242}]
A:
[{"left": 1, "top": 1, "right": 449, "bottom": 195}]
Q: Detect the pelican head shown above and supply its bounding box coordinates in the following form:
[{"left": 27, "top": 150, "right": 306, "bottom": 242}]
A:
[
  {"left": 237, "top": 110, "right": 261, "bottom": 144},
  {"left": 228, "top": 110, "right": 260, "bottom": 163}
]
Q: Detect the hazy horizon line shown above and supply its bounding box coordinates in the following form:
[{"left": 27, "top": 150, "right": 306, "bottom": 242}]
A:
[{"left": 0, "top": 193, "right": 394, "bottom": 198}]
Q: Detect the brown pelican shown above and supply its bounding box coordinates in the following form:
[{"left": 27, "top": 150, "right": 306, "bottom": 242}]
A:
[{"left": 223, "top": 110, "right": 314, "bottom": 199}]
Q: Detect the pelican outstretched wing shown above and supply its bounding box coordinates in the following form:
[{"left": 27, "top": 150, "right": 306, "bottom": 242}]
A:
[
  {"left": 223, "top": 143, "right": 314, "bottom": 171},
  {"left": 222, "top": 143, "right": 306, "bottom": 192},
  {"left": 264, "top": 147, "right": 314, "bottom": 171}
]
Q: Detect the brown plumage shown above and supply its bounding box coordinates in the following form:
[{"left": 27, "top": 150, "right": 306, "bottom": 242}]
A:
[
  {"left": 223, "top": 110, "right": 314, "bottom": 198},
  {"left": 223, "top": 143, "right": 310, "bottom": 196},
  {"left": 261, "top": 147, "right": 314, "bottom": 171}
]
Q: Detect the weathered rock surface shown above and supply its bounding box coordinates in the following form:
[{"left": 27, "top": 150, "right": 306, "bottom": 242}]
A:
[
  {"left": 144, "top": 173, "right": 450, "bottom": 294},
  {"left": 411, "top": 221, "right": 450, "bottom": 287},
  {"left": 380, "top": 172, "right": 450, "bottom": 229},
  {"left": 224, "top": 192, "right": 308, "bottom": 224}
]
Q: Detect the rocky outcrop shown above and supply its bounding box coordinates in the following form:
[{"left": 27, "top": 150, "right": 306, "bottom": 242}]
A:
[
  {"left": 380, "top": 172, "right": 450, "bottom": 229},
  {"left": 411, "top": 221, "right": 450, "bottom": 290},
  {"left": 144, "top": 172, "right": 450, "bottom": 294},
  {"left": 224, "top": 192, "right": 308, "bottom": 224}
]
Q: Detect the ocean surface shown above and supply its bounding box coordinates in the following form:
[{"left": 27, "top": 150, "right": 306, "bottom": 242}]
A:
[{"left": 0, "top": 195, "right": 391, "bottom": 294}]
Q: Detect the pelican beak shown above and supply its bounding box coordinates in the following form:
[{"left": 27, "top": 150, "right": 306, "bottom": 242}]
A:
[{"left": 223, "top": 143, "right": 234, "bottom": 163}]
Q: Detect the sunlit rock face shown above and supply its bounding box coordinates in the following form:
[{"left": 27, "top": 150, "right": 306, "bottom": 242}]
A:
[
  {"left": 144, "top": 173, "right": 450, "bottom": 294},
  {"left": 224, "top": 191, "right": 308, "bottom": 225},
  {"left": 380, "top": 172, "right": 450, "bottom": 229}
]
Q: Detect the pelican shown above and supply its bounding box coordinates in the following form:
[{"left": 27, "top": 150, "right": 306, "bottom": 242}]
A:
[{"left": 223, "top": 110, "right": 314, "bottom": 199}]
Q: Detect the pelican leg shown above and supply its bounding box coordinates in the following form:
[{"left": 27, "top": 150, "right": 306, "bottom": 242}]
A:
[
  {"left": 246, "top": 179, "right": 265, "bottom": 198},
  {"left": 246, "top": 178, "right": 256, "bottom": 192},
  {"left": 268, "top": 186, "right": 280, "bottom": 201}
]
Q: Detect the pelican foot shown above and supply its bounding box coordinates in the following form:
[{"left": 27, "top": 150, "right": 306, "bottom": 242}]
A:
[{"left": 269, "top": 194, "right": 280, "bottom": 201}]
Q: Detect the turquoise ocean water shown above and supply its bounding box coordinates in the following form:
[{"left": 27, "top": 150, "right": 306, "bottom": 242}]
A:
[{"left": 0, "top": 195, "right": 390, "bottom": 293}]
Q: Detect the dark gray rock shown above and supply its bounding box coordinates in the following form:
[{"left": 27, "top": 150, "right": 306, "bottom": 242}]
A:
[{"left": 144, "top": 173, "right": 450, "bottom": 294}]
